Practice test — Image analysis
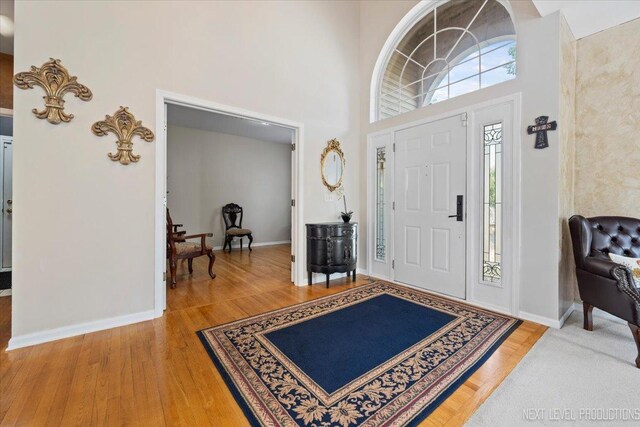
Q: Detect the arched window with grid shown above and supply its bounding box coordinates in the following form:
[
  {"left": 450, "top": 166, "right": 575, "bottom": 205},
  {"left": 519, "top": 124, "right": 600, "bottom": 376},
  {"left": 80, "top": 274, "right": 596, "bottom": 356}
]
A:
[{"left": 375, "top": 0, "right": 516, "bottom": 121}]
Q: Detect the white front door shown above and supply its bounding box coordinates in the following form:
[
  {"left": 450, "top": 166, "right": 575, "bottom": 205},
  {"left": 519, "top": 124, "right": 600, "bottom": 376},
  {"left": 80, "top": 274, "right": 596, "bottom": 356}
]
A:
[{"left": 394, "top": 114, "right": 467, "bottom": 298}]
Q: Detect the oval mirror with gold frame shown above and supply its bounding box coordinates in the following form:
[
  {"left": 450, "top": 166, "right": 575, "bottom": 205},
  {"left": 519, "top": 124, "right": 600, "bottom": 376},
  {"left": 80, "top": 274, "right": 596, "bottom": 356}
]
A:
[{"left": 321, "top": 138, "right": 345, "bottom": 192}]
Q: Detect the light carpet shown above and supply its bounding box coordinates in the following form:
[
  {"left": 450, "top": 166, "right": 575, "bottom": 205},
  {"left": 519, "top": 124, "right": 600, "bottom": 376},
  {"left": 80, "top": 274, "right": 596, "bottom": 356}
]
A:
[{"left": 466, "top": 311, "right": 640, "bottom": 426}]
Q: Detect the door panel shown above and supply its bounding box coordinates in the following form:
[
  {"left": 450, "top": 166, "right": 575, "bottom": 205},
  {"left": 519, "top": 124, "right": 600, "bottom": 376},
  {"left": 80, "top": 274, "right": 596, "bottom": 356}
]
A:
[
  {"left": 431, "top": 163, "right": 450, "bottom": 212},
  {"left": 431, "top": 228, "right": 450, "bottom": 272},
  {"left": 404, "top": 226, "right": 421, "bottom": 265},
  {"left": 394, "top": 115, "right": 466, "bottom": 298},
  {"left": 404, "top": 167, "right": 421, "bottom": 211},
  {"left": 432, "top": 131, "right": 450, "bottom": 147}
]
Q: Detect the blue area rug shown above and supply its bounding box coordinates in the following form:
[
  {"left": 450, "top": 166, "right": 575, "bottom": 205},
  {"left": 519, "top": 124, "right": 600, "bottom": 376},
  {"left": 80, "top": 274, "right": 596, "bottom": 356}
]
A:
[{"left": 198, "top": 281, "right": 521, "bottom": 426}]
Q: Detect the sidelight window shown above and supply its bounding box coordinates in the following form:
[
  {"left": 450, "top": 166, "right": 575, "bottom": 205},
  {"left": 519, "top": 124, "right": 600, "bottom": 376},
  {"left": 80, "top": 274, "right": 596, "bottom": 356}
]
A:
[
  {"left": 482, "top": 122, "right": 502, "bottom": 283},
  {"left": 375, "top": 147, "right": 386, "bottom": 261}
]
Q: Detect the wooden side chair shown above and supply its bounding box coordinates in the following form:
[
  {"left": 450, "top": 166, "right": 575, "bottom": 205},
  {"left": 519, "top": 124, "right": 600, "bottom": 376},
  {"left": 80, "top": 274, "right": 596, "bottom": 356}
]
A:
[
  {"left": 222, "top": 203, "right": 253, "bottom": 252},
  {"left": 166, "top": 209, "right": 216, "bottom": 288}
]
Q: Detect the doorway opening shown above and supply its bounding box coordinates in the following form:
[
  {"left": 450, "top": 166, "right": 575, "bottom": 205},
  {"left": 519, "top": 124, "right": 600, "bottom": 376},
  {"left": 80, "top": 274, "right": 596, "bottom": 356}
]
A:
[
  {"left": 154, "top": 91, "right": 304, "bottom": 315},
  {"left": 0, "top": 0, "right": 14, "bottom": 303}
]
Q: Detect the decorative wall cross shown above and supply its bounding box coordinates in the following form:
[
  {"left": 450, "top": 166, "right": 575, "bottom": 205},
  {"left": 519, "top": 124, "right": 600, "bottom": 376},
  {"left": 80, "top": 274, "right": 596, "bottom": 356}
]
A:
[
  {"left": 91, "top": 107, "right": 155, "bottom": 165},
  {"left": 13, "top": 58, "right": 93, "bottom": 124},
  {"left": 527, "top": 116, "right": 557, "bottom": 149}
]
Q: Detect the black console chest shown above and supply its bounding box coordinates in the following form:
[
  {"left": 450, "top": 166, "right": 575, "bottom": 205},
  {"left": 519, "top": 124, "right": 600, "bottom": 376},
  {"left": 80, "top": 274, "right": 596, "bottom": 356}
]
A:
[{"left": 306, "top": 222, "right": 357, "bottom": 287}]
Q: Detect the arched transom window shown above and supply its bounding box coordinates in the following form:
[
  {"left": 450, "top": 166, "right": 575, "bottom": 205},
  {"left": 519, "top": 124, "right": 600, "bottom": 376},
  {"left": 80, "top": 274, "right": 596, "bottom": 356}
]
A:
[{"left": 376, "top": 0, "right": 516, "bottom": 121}]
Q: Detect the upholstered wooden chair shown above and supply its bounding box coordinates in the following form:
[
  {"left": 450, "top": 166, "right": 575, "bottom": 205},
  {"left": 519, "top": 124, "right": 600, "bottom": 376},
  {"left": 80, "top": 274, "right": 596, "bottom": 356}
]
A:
[
  {"left": 166, "top": 209, "right": 216, "bottom": 288},
  {"left": 222, "top": 203, "right": 253, "bottom": 252},
  {"left": 569, "top": 215, "right": 640, "bottom": 368}
]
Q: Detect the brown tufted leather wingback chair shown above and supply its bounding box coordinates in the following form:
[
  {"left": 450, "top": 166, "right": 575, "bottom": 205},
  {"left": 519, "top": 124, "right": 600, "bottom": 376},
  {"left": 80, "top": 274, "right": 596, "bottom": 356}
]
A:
[{"left": 569, "top": 215, "right": 640, "bottom": 368}]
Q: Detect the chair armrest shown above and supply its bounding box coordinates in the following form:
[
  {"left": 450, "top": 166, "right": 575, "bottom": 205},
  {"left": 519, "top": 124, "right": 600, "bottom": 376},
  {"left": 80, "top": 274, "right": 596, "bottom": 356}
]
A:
[
  {"left": 610, "top": 264, "right": 640, "bottom": 308},
  {"left": 181, "top": 233, "right": 213, "bottom": 240},
  {"left": 181, "top": 233, "right": 213, "bottom": 254},
  {"left": 584, "top": 256, "right": 640, "bottom": 309},
  {"left": 172, "top": 224, "right": 184, "bottom": 231},
  {"left": 584, "top": 257, "right": 620, "bottom": 279}
]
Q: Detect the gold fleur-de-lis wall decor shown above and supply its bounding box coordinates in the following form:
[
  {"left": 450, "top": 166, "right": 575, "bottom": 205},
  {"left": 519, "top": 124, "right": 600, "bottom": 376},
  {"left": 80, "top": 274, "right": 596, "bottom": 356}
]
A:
[
  {"left": 91, "top": 107, "right": 155, "bottom": 165},
  {"left": 13, "top": 58, "right": 92, "bottom": 125}
]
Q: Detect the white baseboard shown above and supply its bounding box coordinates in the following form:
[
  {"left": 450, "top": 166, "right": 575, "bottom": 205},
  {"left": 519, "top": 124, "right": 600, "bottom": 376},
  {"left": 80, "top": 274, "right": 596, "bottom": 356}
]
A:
[
  {"left": 7, "top": 309, "right": 157, "bottom": 351},
  {"left": 366, "top": 272, "right": 390, "bottom": 282},
  {"left": 518, "top": 309, "right": 568, "bottom": 329},
  {"left": 0, "top": 289, "right": 11, "bottom": 297},
  {"left": 559, "top": 304, "right": 574, "bottom": 327},
  {"left": 466, "top": 298, "right": 514, "bottom": 318},
  {"left": 302, "top": 268, "right": 368, "bottom": 286},
  {"left": 212, "top": 240, "right": 291, "bottom": 251},
  {"left": 571, "top": 301, "right": 626, "bottom": 325}
]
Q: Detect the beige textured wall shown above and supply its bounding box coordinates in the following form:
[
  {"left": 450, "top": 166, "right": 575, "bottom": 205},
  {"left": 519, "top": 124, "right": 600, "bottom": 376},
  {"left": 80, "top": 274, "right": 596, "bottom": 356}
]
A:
[
  {"left": 558, "top": 16, "right": 577, "bottom": 316},
  {"left": 575, "top": 18, "right": 640, "bottom": 218},
  {"left": 12, "top": 0, "right": 360, "bottom": 338},
  {"left": 167, "top": 126, "right": 291, "bottom": 249}
]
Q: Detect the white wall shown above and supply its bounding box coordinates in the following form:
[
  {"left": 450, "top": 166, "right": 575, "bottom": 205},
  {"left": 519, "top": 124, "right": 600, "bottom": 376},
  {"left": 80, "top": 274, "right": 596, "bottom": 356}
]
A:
[
  {"left": 167, "top": 126, "right": 291, "bottom": 249},
  {"left": 359, "top": 1, "right": 565, "bottom": 323},
  {"left": 12, "top": 0, "right": 360, "bottom": 340}
]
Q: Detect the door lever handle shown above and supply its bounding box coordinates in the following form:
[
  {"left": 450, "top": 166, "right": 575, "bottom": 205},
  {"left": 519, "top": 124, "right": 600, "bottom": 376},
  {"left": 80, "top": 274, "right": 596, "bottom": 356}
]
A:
[{"left": 448, "top": 195, "right": 464, "bottom": 221}]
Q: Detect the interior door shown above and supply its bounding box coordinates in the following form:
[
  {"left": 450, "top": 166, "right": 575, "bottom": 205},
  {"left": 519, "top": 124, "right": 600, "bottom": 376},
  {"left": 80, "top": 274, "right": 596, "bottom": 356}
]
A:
[
  {"left": 394, "top": 114, "right": 466, "bottom": 298},
  {"left": 1, "top": 137, "right": 12, "bottom": 271}
]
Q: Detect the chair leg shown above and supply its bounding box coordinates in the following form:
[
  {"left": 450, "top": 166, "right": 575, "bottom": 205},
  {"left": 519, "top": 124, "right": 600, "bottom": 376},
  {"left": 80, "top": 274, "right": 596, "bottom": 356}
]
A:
[
  {"left": 308, "top": 271, "right": 312, "bottom": 286},
  {"left": 628, "top": 323, "right": 640, "bottom": 368},
  {"left": 326, "top": 273, "right": 330, "bottom": 288},
  {"left": 583, "top": 302, "right": 593, "bottom": 331},
  {"left": 248, "top": 234, "right": 253, "bottom": 251},
  {"left": 352, "top": 269, "right": 356, "bottom": 282},
  {"left": 188, "top": 258, "right": 193, "bottom": 274},
  {"left": 207, "top": 252, "right": 216, "bottom": 279},
  {"left": 170, "top": 257, "right": 177, "bottom": 289},
  {"left": 227, "top": 237, "right": 232, "bottom": 253},
  {"left": 223, "top": 237, "right": 228, "bottom": 252},
  {"left": 240, "top": 238, "right": 243, "bottom": 251}
]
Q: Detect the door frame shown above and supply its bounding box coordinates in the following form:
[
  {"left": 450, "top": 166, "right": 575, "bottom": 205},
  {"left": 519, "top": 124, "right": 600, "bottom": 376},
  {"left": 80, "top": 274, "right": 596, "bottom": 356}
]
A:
[
  {"left": 367, "top": 93, "right": 522, "bottom": 316},
  {"left": 0, "top": 135, "right": 11, "bottom": 272},
  {"left": 154, "top": 90, "right": 305, "bottom": 316}
]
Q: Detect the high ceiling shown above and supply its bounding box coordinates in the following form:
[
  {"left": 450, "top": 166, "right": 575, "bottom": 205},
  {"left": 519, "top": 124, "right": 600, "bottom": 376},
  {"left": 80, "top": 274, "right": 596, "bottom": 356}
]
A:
[
  {"left": 3, "top": 1, "right": 638, "bottom": 58},
  {"left": 0, "top": 0, "right": 14, "bottom": 55},
  {"left": 532, "top": 0, "right": 640, "bottom": 39},
  {"left": 167, "top": 104, "right": 294, "bottom": 145}
]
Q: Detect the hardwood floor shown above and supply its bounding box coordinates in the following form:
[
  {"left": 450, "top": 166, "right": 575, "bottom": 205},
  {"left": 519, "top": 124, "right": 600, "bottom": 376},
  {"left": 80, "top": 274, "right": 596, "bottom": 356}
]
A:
[{"left": 0, "top": 244, "right": 546, "bottom": 426}]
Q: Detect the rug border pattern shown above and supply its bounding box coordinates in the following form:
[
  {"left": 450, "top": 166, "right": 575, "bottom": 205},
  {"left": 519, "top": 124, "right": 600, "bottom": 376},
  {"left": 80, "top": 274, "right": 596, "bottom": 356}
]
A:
[{"left": 198, "top": 281, "right": 522, "bottom": 427}]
